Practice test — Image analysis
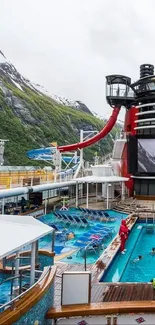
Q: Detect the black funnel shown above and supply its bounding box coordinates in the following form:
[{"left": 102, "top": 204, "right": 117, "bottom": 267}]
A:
[{"left": 140, "top": 64, "right": 154, "bottom": 78}]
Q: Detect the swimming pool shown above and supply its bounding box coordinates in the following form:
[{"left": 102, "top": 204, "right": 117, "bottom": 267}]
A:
[
  {"left": 38, "top": 208, "right": 127, "bottom": 264},
  {"left": 0, "top": 273, "right": 12, "bottom": 306},
  {"left": 101, "top": 223, "right": 155, "bottom": 283}
]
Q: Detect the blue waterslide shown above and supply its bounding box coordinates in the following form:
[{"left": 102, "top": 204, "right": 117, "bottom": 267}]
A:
[{"left": 26, "top": 147, "right": 80, "bottom": 163}]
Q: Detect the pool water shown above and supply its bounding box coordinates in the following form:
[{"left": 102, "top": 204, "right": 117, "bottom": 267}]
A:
[
  {"left": 0, "top": 273, "right": 11, "bottom": 306},
  {"left": 102, "top": 223, "right": 155, "bottom": 283},
  {"left": 38, "top": 208, "right": 127, "bottom": 264}
]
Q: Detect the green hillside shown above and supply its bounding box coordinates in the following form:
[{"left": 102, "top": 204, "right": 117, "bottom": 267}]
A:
[{"left": 0, "top": 79, "right": 119, "bottom": 166}]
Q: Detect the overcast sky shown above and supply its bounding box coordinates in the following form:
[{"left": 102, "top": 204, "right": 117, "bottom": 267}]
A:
[{"left": 0, "top": 0, "right": 155, "bottom": 120}]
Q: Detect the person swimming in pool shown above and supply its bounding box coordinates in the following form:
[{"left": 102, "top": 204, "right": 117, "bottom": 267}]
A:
[
  {"left": 150, "top": 247, "right": 155, "bottom": 255},
  {"left": 132, "top": 255, "right": 143, "bottom": 263}
]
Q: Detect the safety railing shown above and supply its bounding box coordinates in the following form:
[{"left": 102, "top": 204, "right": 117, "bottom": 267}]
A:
[{"left": 0, "top": 266, "right": 51, "bottom": 312}]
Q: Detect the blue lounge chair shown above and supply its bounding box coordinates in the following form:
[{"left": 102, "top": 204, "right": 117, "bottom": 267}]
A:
[
  {"left": 67, "top": 215, "right": 77, "bottom": 225},
  {"left": 81, "top": 218, "right": 89, "bottom": 227},
  {"left": 73, "top": 216, "right": 85, "bottom": 227}
]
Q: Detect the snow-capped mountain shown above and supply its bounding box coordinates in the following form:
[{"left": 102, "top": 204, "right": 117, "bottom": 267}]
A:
[
  {"left": 0, "top": 50, "right": 92, "bottom": 114},
  {"left": 0, "top": 50, "right": 118, "bottom": 164},
  {"left": 138, "top": 140, "right": 155, "bottom": 173}
]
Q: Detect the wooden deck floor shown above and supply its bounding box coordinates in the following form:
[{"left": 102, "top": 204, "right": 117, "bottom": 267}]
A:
[
  {"left": 54, "top": 262, "right": 93, "bottom": 306},
  {"left": 102, "top": 283, "right": 155, "bottom": 302},
  {"left": 91, "top": 283, "right": 155, "bottom": 303},
  {"left": 54, "top": 265, "right": 155, "bottom": 306}
]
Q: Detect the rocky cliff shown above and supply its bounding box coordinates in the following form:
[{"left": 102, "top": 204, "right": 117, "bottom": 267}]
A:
[{"left": 0, "top": 51, "right": 119, "bottom": 165}]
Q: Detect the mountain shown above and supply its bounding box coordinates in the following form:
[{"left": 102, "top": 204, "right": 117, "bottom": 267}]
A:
[
  {"left": 138, "top": 140, "right": 155, "bottom": 173},
  {"left": 0, "top": 51, "right": 92, "bottom": 116},
  {"left": 0, "top": 51, "right": 119, "bottom": 165}
]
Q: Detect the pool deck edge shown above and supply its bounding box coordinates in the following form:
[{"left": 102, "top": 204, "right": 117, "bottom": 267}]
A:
[{"left": 46, "top": 300, "right": 155, "bottom": 319}]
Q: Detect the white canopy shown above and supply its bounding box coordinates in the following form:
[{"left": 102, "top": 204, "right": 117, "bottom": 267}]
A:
[
  {"left": 75, "top": 176, "right": 129, "bottom": 183},
  {"left": 0, "top": 214, "right": 53, "bottom": 259}
]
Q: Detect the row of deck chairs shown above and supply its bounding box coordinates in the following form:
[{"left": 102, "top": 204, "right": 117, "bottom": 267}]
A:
[
  {"left": 77, "top": 207, "right": 115, "bottom": 220},
  {"left": 53, "top": 211, "right": 89, "bottom": 228},
  {"left": 74, "top": 224, "right": 114, "bottom": 250}
]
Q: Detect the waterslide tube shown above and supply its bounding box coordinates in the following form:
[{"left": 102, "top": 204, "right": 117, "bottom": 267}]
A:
[
  {"left": 26, "top": 148, "right": 80, "bottom": 163},
  {"left": 58, "top": 107, "right": 120, "bottom": 152}
]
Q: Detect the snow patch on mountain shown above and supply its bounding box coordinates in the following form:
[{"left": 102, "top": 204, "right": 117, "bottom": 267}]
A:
[
  {"left": 31, "top": 83, "right": 80, "bottom": 108},
  {"left": 0, "top": 50, "right": 89, "bottom": 112},
  {"left": 11, "top": 79, "right": 23, "bottom": 91},
  {"left": 0, "top": 51, "right": 7, "bottom": 64}
]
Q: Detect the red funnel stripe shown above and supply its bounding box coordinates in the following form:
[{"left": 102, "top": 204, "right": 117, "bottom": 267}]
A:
[{"left": 58, "top": 107, "right": 120, "bottom": 152}]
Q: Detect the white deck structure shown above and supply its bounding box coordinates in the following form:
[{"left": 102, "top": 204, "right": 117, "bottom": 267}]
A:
[
  {"left": 0, "top": 214, "right": 53, "bottom": 286},
  {"left": 0, "top": 214, "right": 52, "bottom": 259},
  {"left": 0, "top": 172, "right": 129, "bottom": 211},
  {"left": 75, "top": 175, "right": 128, "bottom": 208}
]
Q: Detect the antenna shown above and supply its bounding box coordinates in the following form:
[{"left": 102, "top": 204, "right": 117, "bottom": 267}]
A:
[{"left": 0, "top": 139, "right": 9, "bottom": 166}]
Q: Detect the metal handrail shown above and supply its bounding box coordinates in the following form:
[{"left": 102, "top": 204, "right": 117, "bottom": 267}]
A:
[
  {"left": 0, "top": 274, "right": 21, "bottom": 286},
  {"left": 130, "top": 198, "right": 137, "bottom": 208},
  {"left": 0, "top": 266, "right": 51, "bottom": 311}
]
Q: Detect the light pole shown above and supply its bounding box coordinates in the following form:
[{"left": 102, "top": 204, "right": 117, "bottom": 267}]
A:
[
  {"left": 106, "top": 183, "right": 112, "bottom": 209},
  {"left": 86, "top": 183, "right": 89, "bottom": 209}
]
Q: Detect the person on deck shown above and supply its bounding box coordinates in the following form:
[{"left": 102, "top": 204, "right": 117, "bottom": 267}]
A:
[
  {"left": 21, "top": 196, "right": 27, "bottom": 213},
  {"left": 119, "top": 219, "right": 129, "bottom": 254}
]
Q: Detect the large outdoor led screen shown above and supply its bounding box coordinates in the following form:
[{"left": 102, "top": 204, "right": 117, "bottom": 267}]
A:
[{"left": 138, "top": 138, "right": 155, "bottom": 173}]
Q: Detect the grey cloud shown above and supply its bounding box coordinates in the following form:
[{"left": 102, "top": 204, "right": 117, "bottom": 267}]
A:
[{"left": 0, "top": 0, "right": 155, "bottom": 120}]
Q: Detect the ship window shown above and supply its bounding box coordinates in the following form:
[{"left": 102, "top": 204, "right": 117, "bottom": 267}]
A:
[
  {"left": 148, "top": 181, "right": 155, "bottom": 196},
  {"left": 134, "top": 180, "right": 140, "bottom": 195},
  {"left": 143, "top": 129, "right": 150, "bottom": 135},
  {"left": 140, "top": 179, "right": 148, "bottom": 195},
  {"left": 148, "top": 82, "right": 155, "bottom": 90},
  {"left": 150, "top": 128, "right": 155, "bottom": 135}
]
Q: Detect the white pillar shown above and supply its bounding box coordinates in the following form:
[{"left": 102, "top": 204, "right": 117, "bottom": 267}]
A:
[
  {"left": 16, "top": 196, "right": 18, "bottom": 208},
  {"left": 58, "top": 151, "right": 62, "bottom": 183},
  {"left": 30, "top": 242, "right": 36, "bottom": 286},
  {"left": 80, "top": 130, "right": 84, "bottom": 165},
  {"left": 107, "top": 184, "right": 112, "bottom": 209},
  {"left": 35, "top": 240, "right": 39, "bottom": 264},
  {"left": 121, "top": 182, "right": 125, "bottom": 201},
  {"left": 76, "top": 182, "right": 78, "bottom": 207},
  {"left": 86, "top": 183, "right": 89, "bottom": 209},
  {"left": 14, "top": 251, "right": 20, "bottom": 290},
  {"left": 44, "top": 198, "right": 47, "bottom": 215},
  {"left": 106, "top": 184, "right": 109, "bottom": 209},
  {"left": 2, "top": 198, "right": 4, "bottom": 214}
]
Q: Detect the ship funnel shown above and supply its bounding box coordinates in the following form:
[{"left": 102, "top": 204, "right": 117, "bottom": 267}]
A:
[{"left": 140, "top": 64, "right": 154, "bottom": 78}]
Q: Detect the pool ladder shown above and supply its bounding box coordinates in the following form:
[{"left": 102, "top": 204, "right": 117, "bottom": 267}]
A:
[{"left": 146, "top": 215, "right": 155, "bottom": 232}]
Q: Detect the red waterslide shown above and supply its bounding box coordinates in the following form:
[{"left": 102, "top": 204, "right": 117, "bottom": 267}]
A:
[{"left": 58, "top": 106, "right": 120, "bottom": 152}]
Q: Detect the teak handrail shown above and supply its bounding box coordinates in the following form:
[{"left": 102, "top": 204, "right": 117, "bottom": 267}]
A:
[
  {"left": 0, "top": 265, "right": 56, "bottom": 325},
  {"left": 46, "top": 300, "right": 155, "bottom": 319}
]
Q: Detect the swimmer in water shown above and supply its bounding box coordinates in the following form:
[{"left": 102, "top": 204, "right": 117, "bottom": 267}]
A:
[
  {"left": 132, "top": 255, "right": 143, "bottom": 263},
  {"left": 150, "top": 247, "right": 155, "bottom": 255}
]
